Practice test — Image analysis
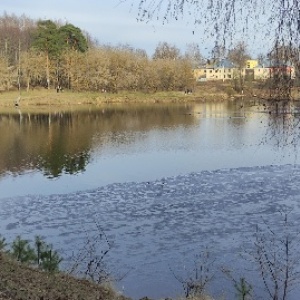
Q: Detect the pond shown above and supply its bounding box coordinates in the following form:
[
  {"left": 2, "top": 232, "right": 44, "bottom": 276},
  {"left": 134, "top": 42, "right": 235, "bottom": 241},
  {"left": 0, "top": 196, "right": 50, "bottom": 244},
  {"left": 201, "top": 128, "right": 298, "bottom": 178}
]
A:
[{"left": 0, "top": 99, "right": 300, "bottom": 299}]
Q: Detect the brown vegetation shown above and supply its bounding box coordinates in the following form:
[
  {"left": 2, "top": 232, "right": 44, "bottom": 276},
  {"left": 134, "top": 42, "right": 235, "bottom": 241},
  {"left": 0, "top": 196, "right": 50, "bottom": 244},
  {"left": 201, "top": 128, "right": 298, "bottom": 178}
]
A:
[
  {"left": 0, "top": 81, "right": 236, "bottom": 112},
  {"left": 0, "top": 253, "right": 127, "bottom": 300},
  {"left": 0, "top": 13, "right": 197, "bottom": 95}
]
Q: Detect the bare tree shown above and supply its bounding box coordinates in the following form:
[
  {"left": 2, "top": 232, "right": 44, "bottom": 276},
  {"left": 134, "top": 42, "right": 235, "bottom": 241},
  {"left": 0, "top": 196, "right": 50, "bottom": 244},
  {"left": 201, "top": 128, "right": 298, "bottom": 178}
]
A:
[
  {"left": 153, "top": 41, "right": 181, "bottom": 60},
  {"left": 227, "top": 41, "right": 251, "bottom": 93},
  {"left": 132, "top": 1, "right": 297, "bottom": 37},
  {"left": 170, "top": 249, "right": 215, "bottom": 298},
  {"left": 249, "top": 212, "right": 300, "bottom": 300},
  {"left": 0, "top": 12, "right": 35, "bottom": 65},
  {"left": 227, "top": 41, "right": 251, "bottom": 69},
  {"left": 68, "top": 224, "right": 112, "bottom": 284},
  {"left": 184, "top": 43, "right": 205, "bottom": 68}
]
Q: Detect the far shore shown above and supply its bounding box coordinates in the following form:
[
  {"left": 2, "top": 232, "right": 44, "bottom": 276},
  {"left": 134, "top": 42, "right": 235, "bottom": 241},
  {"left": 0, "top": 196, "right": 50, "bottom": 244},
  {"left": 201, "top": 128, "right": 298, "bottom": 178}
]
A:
[
  {"left": 1, "top": 82, "right": 297, "bottom": 113},
  {"left": 0, "top": 84, "right": 235, "bottom": 112}
]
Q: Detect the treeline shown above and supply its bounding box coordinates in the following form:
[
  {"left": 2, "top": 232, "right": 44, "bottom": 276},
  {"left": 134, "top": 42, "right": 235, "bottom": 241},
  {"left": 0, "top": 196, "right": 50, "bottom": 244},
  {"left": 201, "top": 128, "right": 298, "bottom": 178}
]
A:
[{"left": 0, "top": 12, "right": 197, "bottom": 93}]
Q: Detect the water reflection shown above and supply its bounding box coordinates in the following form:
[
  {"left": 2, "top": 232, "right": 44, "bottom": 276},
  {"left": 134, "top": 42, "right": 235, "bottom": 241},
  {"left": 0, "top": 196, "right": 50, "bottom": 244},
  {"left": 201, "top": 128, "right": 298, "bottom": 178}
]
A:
[
  {"left": 0, "top": 111, "right": 91, "bottom": 178},
  {"left": 260, "top": 100, "right": 300, "bottom": 152},
  {"left": 1, "top": 100, "right": 299, "bottom": 190},
  {"left": 0, "top": 105, "right": 198, "bottom": 178}
]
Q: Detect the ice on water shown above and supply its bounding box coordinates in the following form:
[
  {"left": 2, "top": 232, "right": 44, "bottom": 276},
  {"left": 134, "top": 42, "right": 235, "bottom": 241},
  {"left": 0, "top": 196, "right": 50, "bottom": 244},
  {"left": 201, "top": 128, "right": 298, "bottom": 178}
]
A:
[{"left": 1, "top": 164, "right": 300, "bottom": 298}]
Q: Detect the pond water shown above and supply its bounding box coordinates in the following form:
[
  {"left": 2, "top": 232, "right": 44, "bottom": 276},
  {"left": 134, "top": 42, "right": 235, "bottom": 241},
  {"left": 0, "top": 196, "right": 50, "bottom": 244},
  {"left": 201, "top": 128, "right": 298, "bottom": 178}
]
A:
[{"left": 1, "top": 99, "right": 300, "bottom": 299}]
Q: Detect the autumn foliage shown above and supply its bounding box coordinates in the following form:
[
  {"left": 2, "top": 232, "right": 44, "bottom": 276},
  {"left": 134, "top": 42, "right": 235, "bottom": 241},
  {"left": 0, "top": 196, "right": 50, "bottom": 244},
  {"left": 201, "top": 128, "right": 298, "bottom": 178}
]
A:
[{"left": 0, "top": 12, "right": 195, "bottom": 93}]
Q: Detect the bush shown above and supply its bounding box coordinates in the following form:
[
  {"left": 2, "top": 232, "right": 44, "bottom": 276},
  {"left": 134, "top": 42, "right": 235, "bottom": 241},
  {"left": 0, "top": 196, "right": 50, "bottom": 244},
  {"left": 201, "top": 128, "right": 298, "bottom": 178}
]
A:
[
  {"left": 11, "top": 235, "right": 36, "bottom": 264},
  {"left": 1, "top": 235, "right": 62, "bottom": 272}
]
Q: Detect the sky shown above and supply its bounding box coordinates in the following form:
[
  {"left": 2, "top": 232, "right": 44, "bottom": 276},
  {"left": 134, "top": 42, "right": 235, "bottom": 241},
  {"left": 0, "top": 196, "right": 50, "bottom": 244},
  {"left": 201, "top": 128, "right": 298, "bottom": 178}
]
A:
[
  {"left": 2, "top": 0, "right": 212, "bottom": 57},
  {"left": 1, "top": 0, "right": 271, "bottom": 58}
]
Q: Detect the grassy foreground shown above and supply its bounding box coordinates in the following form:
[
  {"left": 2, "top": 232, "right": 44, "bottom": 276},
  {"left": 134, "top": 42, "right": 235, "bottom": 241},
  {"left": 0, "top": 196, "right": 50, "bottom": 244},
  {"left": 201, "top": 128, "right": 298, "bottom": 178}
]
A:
[
  {"left": 0, "top": 252, "right": 127, "bottom": 300},
  {"left": 0, "top": 252, "right": 214, "bottom": 300}
]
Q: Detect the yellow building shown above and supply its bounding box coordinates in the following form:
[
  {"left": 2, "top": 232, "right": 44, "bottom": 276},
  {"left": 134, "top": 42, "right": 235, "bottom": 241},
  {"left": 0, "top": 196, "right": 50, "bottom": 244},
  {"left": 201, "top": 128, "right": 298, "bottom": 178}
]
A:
[
  {"left": 194, "top": 66, "right": 235, "bottom": 81},
  {"left": 193, "top": 59, "right": 281, "bottom": 82},
  {"left": 193, "top": 68, "right": 206, "bottom": 81},
  {"left": 245, "top": 60, "right": 258, "bottom": 69}
]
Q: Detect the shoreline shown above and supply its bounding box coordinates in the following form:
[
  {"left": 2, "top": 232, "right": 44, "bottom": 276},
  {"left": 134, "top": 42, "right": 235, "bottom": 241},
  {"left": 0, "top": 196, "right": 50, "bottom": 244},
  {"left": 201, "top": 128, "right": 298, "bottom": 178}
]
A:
[
  {"left": 1, "top": 84, "right": 297, "bottom": 114},
  {"left": 0, "top": 87, "right": 233, "bottom": 111}
]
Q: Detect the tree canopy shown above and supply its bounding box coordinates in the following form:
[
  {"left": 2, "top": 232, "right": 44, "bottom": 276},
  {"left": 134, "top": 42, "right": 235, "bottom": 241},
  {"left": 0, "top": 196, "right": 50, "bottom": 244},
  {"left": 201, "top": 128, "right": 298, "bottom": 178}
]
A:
[
  {"left": 59, "top": 23, "right": 88, "bottom": 53},
  {"left": 32, "top": 20, "right": 62, "bottom": 58},
  {"left": 184, "top": 43, "right": 204, "bottom": 68},
  {"left": 227, "top": 41, "right": 251, "bottom": 68},
  {"left": 153, "top": 42, "right": 181, "bottom": 60},
  {"left": 31, "top": 20, "right": 88, "bottom": 58}
]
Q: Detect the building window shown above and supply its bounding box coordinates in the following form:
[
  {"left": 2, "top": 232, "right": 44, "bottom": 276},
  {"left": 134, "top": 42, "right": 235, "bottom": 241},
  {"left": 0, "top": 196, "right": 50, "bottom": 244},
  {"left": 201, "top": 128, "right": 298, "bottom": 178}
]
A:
[
  {"left": 228, "top": 75, "right": 232, "bottom": 79},
  {"left": 228, "top": 69, "right": 231, "bottom": 72},
  {"left": 204, "top": 70, "right": 206, "bottom": 73},
  {"left": 215, "top": 70, "right": 218, "bottom": 73},
  {"left": 209, "top": 70, "right": 212, "bottom": 73}
]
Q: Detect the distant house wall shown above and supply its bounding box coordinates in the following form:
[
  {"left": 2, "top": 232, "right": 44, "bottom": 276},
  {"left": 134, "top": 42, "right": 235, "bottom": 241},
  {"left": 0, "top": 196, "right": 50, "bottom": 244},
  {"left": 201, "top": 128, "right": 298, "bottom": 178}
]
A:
[
  {"left": 193, "top": 68, "right": 206, "bottom": 81},
  {"left": 193, "top": 59, "right": 295, "bottom": 82},
  {"left": 194, "top": 66, "right": 268, "bottom": 81},
  {"left": 254, "top": 67, "right": 270, "bottom": 80},
  {"left": 269, "top": 66, "right": 295, "bottom": 79},
  {"left": 194, "top": 67, "right": 235, "bottom": 81}
]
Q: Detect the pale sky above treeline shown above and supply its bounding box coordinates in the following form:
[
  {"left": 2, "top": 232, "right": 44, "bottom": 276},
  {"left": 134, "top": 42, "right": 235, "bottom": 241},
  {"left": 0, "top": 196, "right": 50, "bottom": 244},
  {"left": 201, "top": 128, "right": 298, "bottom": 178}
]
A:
[{"left": 2, "top": 0, "right": 269, "bottom": 58}]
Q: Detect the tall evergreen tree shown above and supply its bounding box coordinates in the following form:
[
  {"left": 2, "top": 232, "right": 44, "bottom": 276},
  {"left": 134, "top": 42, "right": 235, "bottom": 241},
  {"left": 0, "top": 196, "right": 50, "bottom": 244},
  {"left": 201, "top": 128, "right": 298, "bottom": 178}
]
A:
[
  {"left": 32, "top": 20, "right": 61, "bottom": 58},
  {"left": 31, "top": 20, "right": 61, "bottom": 89},
  {"left": 59, "top": 23, "right": 88, "bottom": 53}
]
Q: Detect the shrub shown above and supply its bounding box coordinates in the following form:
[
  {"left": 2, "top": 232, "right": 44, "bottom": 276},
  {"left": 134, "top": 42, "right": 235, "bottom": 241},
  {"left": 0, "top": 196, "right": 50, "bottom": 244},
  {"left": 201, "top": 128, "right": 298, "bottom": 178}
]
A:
[
  {"left": 11, "top": 235, "right": 36, "bottom": 264},
  {"left": 5, "top": 235, "right": 62, "bottom": 272}
]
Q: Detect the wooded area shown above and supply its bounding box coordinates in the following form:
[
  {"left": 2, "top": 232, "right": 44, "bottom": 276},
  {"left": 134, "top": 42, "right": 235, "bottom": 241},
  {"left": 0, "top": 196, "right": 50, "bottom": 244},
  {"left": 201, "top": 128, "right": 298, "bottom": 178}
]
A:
[{"left": 0, "top": 13, "right": 197, "bottom": 93}]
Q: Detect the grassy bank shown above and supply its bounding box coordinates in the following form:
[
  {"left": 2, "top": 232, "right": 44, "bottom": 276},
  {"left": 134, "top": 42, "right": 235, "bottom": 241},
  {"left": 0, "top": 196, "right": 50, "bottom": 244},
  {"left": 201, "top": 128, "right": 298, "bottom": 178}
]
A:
[
  {"left": 0, "top": 233, "right": 218, "bottom": 300},
  {"left": 0, "top": 251, "right": 214, "bottom": 300},
  {"left": 1, "top": 81, "right": 299, "bottom": 112},
  {"left": 0, "top": 252, "right": 127, "bottom": 300},
  {"left": 0, "top": 82, "right": 236, "bottom": 111},
  {"left": 0, "top": 234, "right": 216, "bottom": 300}
]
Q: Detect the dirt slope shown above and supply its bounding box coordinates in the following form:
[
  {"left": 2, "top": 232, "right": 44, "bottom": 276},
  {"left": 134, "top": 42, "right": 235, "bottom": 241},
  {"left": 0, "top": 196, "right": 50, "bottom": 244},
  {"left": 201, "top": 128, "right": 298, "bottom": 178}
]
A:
[{"left": 0, "top": 253, "right": 127, "bottom": 300}]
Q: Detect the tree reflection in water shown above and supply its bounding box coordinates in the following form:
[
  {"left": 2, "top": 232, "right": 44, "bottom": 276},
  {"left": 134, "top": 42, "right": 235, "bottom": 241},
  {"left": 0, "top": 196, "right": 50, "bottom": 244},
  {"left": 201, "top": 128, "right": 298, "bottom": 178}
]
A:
[
  {"left": 38, "top": 151, "right": 90, "bottom": 178},
  {"left": 0, "top": 111, "right": 92, "bottom": 178},
  {"left": 0, "top": 105, "right": 195, "bottom": 178},
  {"left": 262, "top": 100, "right": 300, "bottom": 154}
]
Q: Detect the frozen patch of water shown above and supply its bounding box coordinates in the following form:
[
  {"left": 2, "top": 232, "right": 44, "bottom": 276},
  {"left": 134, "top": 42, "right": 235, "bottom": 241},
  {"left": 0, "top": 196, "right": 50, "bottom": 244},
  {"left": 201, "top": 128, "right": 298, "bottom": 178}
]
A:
[{"left": 1, "top": 164, "right": 300, "bottom": 299}]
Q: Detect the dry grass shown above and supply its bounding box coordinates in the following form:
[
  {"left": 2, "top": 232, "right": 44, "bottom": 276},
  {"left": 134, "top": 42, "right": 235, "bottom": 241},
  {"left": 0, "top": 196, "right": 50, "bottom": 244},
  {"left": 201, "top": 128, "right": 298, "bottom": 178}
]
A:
[
  {"left": 0, "top": 83, "right": 237, "bottom": 113},
  {"left": 0, "top": 253, "right": 128, "bottom": 300},
  {"left": 7, "top": 80, "right": 295, "bottom": 110}
]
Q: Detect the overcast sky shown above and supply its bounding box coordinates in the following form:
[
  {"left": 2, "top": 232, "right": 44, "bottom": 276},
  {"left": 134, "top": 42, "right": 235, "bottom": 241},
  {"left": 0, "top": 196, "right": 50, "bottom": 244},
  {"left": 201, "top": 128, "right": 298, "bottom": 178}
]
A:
[{"left": 2, "top": 0, "right": 271, "bottom": 58}]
